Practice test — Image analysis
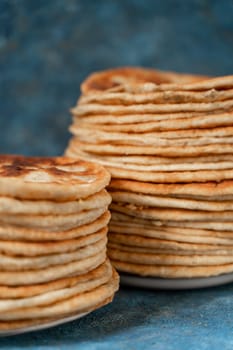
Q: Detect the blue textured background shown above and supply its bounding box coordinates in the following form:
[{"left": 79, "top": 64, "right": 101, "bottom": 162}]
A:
[{"left": 1, "top": 0, "right": 233, "bottom": 349}]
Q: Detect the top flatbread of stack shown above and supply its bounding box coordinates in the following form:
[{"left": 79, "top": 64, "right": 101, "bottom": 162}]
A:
[
  {"left": 80, "top": 67, "right": 208, "bottom": 94},
  {"left": 0, "top": 155, "right": 110, "bottom": 200},
  {"left": 80, "top": 66, "right": 233, "bottom": 94}
]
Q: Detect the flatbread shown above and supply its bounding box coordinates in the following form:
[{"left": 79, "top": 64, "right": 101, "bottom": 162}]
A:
[
  {"left": 0, "top": 228, "right": 107, "bottom": 256},
  {"left": 108, "top": 242, "right": 233, "bottom": 255},
  {"left": 111, "top": 212, "right": 233, "bottom": 232},
  {"left": 66, "top": 146, "right": 233, "bottom": 172},
  {"left": 109, "top": 223, "right": 233, "bottom": 245},
  {"left": 72, "top": 100, "right": 233, "bottom": 117},
  {"left": 0, "top": 269, "right": 119, "bottom": 320},
  {"left": 0, "top": 259, "right": 111, "bottom": 299},
  {"left": 71, "top": 110, "right": 221, "bottom": 124},
  {"left": 0, "top": 237, "right": 107, "bottom": 271},
  {"left": 107, "top": 161, "right": 233, "bottom": 172},
  {"left": 79, "top": 88, "right": 233, "bottom": 105},
  {"left": 109, "top": 179, "right": 233, "bottom": 199},
  {"left": 0, "top": 155, "right": 110, "bottom": 200},
  {"left": 108, "top": 232, "right": 233, "bottom": 252},
  {"left": 0, "top": 190, "right": 111, "bottom": 215},
  {"left": 67, "top": 146, "right": 233, "bottom": 166},
  {"left": 112, "top": 259, "right": 233, "bottom": 278},
  {"left": 0, "top": 211, "right": 110, "bottom": 241},
  {"left": 111, "top": 191, "right": 233, "bottom": 211},
  {"left": 69, "top": 125, "right": 233, "bottom": 148},
  {"left": 71, "top": 124, "right": 233, "bottom": 142},
  {"left": 111, "top": 203, "right": 233, "bottom": 222},
  {"left": 71, "top": 139, "right": 233, "bottom": 157},
  {"left": 74, "top": 112, "right": 233, "bottom": 131},
  {"left": 0, "top": 206, "right": 108, "bottom": 231},
  {"left": 158, "top": 221, "right": 233, "bottom": 232},
  {"left": 108, "top": 247, "right": 233, "bottom": 265},
  {"left": 71, "top": 128, "right": 233, "bottom": 148},
  {"left": 81, "top": 67, "right": 233, "bottom": 94},
  {"left": 108, "top": 167, "right": 233, "bottom": 183},
  {"left": 0, "top": 250, "right": 106, "bottom": 285},
  {"left": 81, "top": 67, "right": 208, "bottom": 94}
]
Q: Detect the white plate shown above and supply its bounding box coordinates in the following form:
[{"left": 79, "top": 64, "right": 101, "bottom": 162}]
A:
[
  {"left": 0, "top": 311, "right": 90, "bottom": 337},
  {"left": 120, "top": 272, "right": 233, "bottom": 290}
]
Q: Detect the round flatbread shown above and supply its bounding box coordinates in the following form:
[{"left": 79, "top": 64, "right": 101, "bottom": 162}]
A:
[
  {"left": 73, "top": 112, "right": 233, "bottom": 132},
  {"left": 109, "top": 222, "right": 233, "bottom": 245},
  {"left": 0, "top": 259, "right": 111, "bottom": 299},
  {"left": 79, "top": 88, "right": 233, "bottom": 105},
  {"left": 0, "top": 250, "right": 106, "bottom": 285},
  {"left": 71, "top": 138, "right": 233, "bottom": 157},
  {"left": 81, "top": 67, "right": 207, "bottom": 94},
  {"left": 108, "top": 167, "right": 233, "bottom": 183},
  {"left": 0, "top": 211, "right": 110, "bottom": 241},
  {"left": 112, "top": 259, "right": 233, "bottom": 278},
  {"left": 111, "top": 191, "right": 233, "bottom": 211},
  {"left": 0, "top": 155, "right": 110, "bottom": 200},
  {"left": 109, "top": 179, "right": 233, "bottom": 200},
  {"left": 81, "top": 67, "right": 233, "bottom": 94},
  {"left": 111, "top": 203, "right": 233, "bottom": 222},
  {"left": 0, "top": 269, "right": 119, "bottom": 320},
  {"left": 0, "top": 237, "right": 107, "bottom": 271},
  {"left": 108, "top": 247, "right": 233, "bottom": 266},
  {"left": 108, "top": 232, "right": 233, "bottom": 252},
  {"left": 0, "top": 206, "right": 108, "bottom": 231},
  {"left": 0, "top": 190, "right": 111, "bottom": 215},
  {"left": 0, "top": 228, "right": 107, "bottom": 256}
]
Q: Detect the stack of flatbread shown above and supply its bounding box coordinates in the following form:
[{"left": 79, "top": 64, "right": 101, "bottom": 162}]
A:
[
  {"left": 0, "top": 155, "right": 119, "bottom": 332},
  {"left": 66, "top": 67, "right": 233, "bottom": 279}
]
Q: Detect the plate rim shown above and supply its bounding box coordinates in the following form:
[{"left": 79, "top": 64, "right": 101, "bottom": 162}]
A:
[{"left": 120, "top": 271, "right": 233, "bottom": 290}]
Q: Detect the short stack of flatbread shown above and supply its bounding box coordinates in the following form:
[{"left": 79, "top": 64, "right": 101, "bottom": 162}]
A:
[
  {"left": 0, "top": 155, "right": 119, "bottom": 332},
  {"left": 66, "top": 67, "right": 233, "bottom": 279}
]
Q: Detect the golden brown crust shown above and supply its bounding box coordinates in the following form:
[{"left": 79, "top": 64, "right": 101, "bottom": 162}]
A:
[
  {"left": 112, "top": 259, "right": 233, "bottom": 278},
  {"left": 0, "top": 269, "right": 119, "bottom": 321},
  {"left": 109, "top": 179, "right": 233, "bottom": 197},
  {"left": 0, "top": 155, "right": 110, "bottom": 200},
  {"left": 81, "top": 67, "right": 207, "bottom": 94},
  {"left": 0, "top": 211, "right": 111, "bottom": 241},
  {"left": 0, "top": 155, "right": 84, "bottom": 179},
  {"left": 0, "top": 259, "right": 112, "bottom": 298}
]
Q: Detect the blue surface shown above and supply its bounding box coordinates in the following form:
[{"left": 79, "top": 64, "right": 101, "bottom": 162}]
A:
[{"left": 1, "top": 0, "right": 233, "bottom": 349}]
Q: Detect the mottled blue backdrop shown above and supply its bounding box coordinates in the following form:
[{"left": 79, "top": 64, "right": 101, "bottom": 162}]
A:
[{"left": 0, "top": 0, "right": 233, "bottom": 156}]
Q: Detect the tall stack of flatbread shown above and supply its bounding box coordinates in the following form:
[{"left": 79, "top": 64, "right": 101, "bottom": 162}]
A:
[
  {"left": 66, "top": 67, "right": 233, "bottom": 279},
  {"left": 0, "top": 155, "right": 118, "bottom": 332}
]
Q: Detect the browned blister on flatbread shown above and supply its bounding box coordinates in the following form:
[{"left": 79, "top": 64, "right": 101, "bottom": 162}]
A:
[
  {"left": 0, "top": 155, "right": 110, "bottom": 200},
  {"left": 81, "top": 67, "right": 208, "bottom": 94}
]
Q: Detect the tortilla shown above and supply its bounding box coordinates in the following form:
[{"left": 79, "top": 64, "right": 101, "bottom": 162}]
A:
[
  {"left": 0, "top": 211, "right": 110, "bottom": 241},
  {"left": 111, "top": 191, "right": 233, "bottom": 211},
  {"left": 108, "top": 247, "right": 233, "bottom": 265},
  {"left": 112, "top": 259, "right": 233, "bottom": 278},
  {"left": 0, "top": 155, "right": 110, "bottom": 201},
  {"left": 0, "top": 251, "right": 106, "bottom": 286}
]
